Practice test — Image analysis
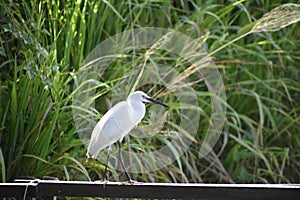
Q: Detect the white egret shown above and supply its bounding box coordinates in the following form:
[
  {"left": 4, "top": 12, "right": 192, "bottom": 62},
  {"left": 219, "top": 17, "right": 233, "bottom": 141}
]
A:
[{"left": 86, "top": 91, "right": 169, "bottom": 181}]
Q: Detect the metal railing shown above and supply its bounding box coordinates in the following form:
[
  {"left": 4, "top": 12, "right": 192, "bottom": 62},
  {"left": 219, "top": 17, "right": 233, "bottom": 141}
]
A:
[{"left": 1, "top": 180, "right": 300, "bottom": 199}]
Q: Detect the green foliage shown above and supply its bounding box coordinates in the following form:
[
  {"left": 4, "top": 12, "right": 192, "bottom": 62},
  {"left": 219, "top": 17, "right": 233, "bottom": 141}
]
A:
[{"left": 0, "top": 0, "right": 299, "bottom": 183}]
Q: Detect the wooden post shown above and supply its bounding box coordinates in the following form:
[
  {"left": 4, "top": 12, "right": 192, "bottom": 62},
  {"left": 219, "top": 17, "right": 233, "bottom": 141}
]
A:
[{"left": 1, "top": 180, "right": 300, "bottom": 200}]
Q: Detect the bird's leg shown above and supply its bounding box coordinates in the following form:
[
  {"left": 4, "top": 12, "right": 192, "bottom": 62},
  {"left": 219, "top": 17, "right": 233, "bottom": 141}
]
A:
[
  {"left": 103, "top": 145, "right": 112, "bottom": 181},
  {"left": 117, "top": 141, "right": 132, "bottom": 181}
]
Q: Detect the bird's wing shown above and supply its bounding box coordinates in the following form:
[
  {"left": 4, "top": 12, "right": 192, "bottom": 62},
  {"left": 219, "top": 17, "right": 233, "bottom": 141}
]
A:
[
  {"left": 87, "top": 101, "right": 130, "bottom": 158},
  {"left": 89, "top": 101, "right": 125, "bottom": 143}
]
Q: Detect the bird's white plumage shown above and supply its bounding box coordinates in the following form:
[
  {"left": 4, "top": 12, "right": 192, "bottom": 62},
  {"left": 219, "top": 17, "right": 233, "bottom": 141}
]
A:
[{"left": 87, "top": 91, "right": 148, "bottom": 158}]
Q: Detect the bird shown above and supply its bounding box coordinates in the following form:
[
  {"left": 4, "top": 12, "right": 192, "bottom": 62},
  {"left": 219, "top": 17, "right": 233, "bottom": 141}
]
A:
[{"left": 86, "top": 91, "right": 169, "bottom": 181}]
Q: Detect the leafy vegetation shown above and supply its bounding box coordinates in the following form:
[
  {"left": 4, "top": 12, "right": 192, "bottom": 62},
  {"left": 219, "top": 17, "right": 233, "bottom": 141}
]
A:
[{"left": 0, "top": 0, "right": 299, "bottom": 184}]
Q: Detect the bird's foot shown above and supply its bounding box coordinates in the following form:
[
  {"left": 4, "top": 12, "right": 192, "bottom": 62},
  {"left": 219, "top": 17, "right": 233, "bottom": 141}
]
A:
[
  {"left": 122, "top": 179, "right": 138, "bottom": 185},
  {"left": 94, "top": 179, "right": 109, "bottom": 184}
]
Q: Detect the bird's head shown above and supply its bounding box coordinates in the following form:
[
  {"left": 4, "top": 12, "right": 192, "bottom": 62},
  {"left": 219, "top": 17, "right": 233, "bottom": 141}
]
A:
[{"left": 128, "top": 91, "right": 169, "bottom": 108}]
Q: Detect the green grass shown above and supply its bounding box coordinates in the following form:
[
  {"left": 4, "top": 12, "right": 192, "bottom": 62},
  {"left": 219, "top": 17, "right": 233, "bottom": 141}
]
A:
[{"left": 0, "top": 0, "right": 299, "bottom": 183}]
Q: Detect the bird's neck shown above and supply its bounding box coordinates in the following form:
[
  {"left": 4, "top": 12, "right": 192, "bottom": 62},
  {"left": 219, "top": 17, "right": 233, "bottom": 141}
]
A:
[
  {"left": 128, "top": 100, "right": 145, "bottom": 111},
  {"left": 127, "top": 100, "right": 146, "bottom": 121}
]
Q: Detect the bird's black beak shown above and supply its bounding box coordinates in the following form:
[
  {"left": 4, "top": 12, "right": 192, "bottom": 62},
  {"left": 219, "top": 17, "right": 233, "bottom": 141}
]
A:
[{"left": 146, "top": 97, "right": 169, "bottom": 108}]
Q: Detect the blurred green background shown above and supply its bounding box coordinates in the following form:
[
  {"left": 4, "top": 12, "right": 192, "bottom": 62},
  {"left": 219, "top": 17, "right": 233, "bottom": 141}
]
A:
[{"left": 0, "top": 0, "right": 299, "bottom": 183}]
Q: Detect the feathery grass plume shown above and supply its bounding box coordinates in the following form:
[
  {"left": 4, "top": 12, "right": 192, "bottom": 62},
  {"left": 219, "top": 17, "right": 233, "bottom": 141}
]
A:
[
  {"left": 207, "top": 3, "right": 300, "bottom": 58},
  {"left": 252, "top": 3, "right": 300, "bottom": 33}
]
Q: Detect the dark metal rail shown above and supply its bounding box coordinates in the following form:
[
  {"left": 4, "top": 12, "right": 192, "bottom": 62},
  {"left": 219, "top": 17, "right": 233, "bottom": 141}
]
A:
[{"left": 1, "top": 180, "right": 300, "bottom": 199}]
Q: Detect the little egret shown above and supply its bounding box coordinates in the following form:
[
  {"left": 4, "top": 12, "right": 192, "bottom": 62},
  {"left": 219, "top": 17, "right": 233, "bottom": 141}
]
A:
[{"left": 86, "top": 91, "right": 169, "bottom": 181}]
